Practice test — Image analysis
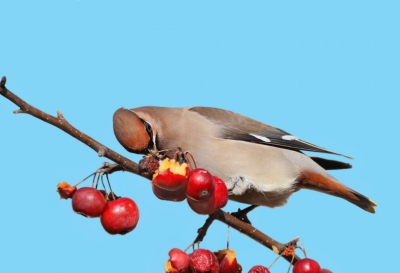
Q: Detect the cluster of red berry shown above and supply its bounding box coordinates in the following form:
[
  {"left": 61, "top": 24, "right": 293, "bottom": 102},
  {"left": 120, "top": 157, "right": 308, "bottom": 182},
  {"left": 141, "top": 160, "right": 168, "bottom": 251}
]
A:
[
  {"left": 248, "top": 262, "right": 332, "bottom": 273},
  {"left": 56, "top": 155, "right": 228, "bottom": 236},
  {"left": 151, "top": 158, "right": 229, "bottom": 214},
  {"left": 165, "top": 248, "right": 241, "bottom": 273},
  {"left": 57, "top": 183, "right": 139, "bottom": 235},
  {"left": 57, "top": 156, "right": 333, "bottom": 272},
  {"left": 164, "top": 247, "right": 333, "bottom": 273}
]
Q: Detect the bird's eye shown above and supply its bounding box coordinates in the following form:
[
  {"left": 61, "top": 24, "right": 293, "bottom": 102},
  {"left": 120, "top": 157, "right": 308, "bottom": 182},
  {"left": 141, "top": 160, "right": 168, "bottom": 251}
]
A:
[
  {"left": 141, "top": 119, "right": 155, "bottom": 151},
  {"left": 143, "top": 120, "right": 152, "bottom": 135}
]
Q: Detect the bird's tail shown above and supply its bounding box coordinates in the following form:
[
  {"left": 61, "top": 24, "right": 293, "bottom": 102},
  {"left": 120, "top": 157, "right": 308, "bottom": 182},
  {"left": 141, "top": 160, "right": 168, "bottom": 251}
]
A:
[{"left": 299, "top": 171, "right": 377, "bottom": 213}]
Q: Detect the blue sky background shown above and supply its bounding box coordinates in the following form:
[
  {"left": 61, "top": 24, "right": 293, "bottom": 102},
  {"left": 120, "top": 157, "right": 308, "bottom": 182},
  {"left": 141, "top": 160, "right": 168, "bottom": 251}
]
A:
[{"left": 1, "top": 1, "right": 399, "bottom": 272}]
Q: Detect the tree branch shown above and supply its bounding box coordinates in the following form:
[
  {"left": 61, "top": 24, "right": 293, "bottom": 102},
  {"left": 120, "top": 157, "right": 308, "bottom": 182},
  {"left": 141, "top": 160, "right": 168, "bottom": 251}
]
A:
[
  {"left": 195, "top": 210, "right": 299, "bottom": 264},
  {"left": 0, "top": 76, "right": 151, "bottom": 180},
  {"left": 0, "top": 76, "right": 300, "bottom": 264}
]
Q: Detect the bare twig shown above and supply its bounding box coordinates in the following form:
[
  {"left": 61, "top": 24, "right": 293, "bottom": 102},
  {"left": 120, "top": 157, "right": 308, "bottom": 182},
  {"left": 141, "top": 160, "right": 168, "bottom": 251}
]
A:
[
  {"left": 0, "top": 76, "right": 151, "bottom": 180},
  {"left": 0, "top": 76, "right": 300, "bottom": 264},
  {"left": 98, "top": 162, "right": 125, "bottom": 175},
  {"left": 194, "top": 210, "right": 300, "bottom": 264}
]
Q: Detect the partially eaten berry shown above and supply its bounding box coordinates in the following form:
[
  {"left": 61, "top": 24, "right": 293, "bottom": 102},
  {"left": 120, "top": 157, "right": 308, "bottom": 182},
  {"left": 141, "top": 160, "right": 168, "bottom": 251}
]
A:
[
  {"left": 153, "top": 184, "right": 187, "bottom": 202},
  {"left": 152, "top": 158, "right": 189, "bottom": 191},
  {"left": 57, "top": 182, "right": 77, "bottom": 200},
  {"left": 165, "top": 248, "right": 189, "bottom": 273},
  {"left": 216, "top": 249, "right": 242, "bottom": 273}
]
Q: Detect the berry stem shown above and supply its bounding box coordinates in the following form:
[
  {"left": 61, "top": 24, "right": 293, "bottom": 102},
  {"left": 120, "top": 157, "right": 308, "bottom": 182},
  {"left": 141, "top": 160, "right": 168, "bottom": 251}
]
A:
[
  {"left": 184, "top": 151, "right": 198, "bottom": 170},
  {"left": 184, "top": 242, "right": 196, "bottom": 253},
  {"left": 73, "top": 172, "right": 96, "bottom": 188},
  {"left": 226, "top": 226, "right": 230, "bottom": 250},
  {"left": 104, "top": 174, "right": 111, "bottom": 192}
]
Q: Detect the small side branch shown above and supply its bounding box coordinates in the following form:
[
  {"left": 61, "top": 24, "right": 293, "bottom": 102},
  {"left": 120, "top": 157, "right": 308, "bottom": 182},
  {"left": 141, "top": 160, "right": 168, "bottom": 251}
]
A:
[
  {"left": 218, "top": 210, "right": 300, "bottom": 264},
  {"left": 195, "top": 210, "right": 300, "bottom": 264},
  {"left": 97, "top": 162, "right": 125, "bottom": 175}
]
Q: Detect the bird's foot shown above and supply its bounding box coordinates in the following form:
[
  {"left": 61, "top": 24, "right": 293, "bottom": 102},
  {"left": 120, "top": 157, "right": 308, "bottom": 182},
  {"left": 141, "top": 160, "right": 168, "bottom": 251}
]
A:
[{"left": 230, "top": 205, "right": 259, "bottom": 225}]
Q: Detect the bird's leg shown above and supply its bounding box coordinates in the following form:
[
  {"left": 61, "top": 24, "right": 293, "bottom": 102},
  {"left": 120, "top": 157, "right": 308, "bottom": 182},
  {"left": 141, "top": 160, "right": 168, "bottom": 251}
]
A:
[
  {"left": 153, "top": 148, "right": 174, "bottom": 159},
  {"left": 230, "top": 205, "right": 259, "bottom": 225},
  {"left": 173, "top": 147, "right": 187, "bottom": 164}
]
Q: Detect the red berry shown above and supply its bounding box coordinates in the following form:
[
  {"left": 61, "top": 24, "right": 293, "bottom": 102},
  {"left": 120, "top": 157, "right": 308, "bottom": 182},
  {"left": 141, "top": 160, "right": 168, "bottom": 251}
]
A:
[
  {"left": 212, "top": 176, "right": 229, "bottom": 209},
  {"left": 71, "top": 187, "right": 106, "bottom": 218},
  {"left": 186, "top": 169, "right": 215, "bottom": 201},
  {"left": 293, "top": 258, "right": 321, "bottom": 273},
  {"left": 187, "top": 176, "right": 228, "bottom": 215},
  {"left": 189, "top": 249, "right": 219, "bottom": 273},
  {"left": 248, "top": 265, "right": 270, "bottom": 273},
  {"left": 320, "top": 269, "right": 333, "bottom": 273},
  {"left": 152, "top": 184, "right": 186, "bottom": 202},
  {"left": 187, "top": 197, "right": 215, "bottom": 215},
  {"left": 165, "top": 248, "right": 189, "bottom": 273},
  {"left": 152, "top": 158, "right": 189, "bottom": 191},
  {"left": 100, "top": 197, "right": 139, "bottom": 235},
  {"left": 216, "top": 249, "right": 242, "bottom": 273}
]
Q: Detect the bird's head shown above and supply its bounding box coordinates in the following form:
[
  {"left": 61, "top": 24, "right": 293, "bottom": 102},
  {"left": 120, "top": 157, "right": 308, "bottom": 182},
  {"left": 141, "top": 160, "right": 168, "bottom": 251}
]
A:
[{"left": 113, "top": 108, "right": 157, "bottom": 154}]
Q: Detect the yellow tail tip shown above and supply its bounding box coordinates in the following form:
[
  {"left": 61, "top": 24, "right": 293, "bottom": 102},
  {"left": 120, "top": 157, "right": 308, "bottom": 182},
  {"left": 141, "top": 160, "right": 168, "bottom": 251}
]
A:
[
  {"left": 365, "top": 199, "right": 377, "bottom": 213},
  {"left": 366, "top": 206, "right": 376, "bottom": 213},
  {"left": 369, "top": 199, "right": 378, "bottom": 207}
]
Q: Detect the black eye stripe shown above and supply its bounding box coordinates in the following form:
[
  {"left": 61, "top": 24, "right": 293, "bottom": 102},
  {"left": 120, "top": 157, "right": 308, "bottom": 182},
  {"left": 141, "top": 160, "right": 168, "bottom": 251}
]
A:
[
  {"left": 140, "top": 119, "right": 152, "bottom": 136},
  {"left": 144, "top": 121, "right": 152, "bottom": 134},
  {"left": 140, "top": 119, "right": 155, "bottom": 151}
]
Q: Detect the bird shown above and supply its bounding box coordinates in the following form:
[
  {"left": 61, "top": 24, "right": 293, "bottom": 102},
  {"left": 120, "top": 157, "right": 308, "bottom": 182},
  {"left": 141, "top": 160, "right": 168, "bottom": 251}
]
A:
[{"left": 112, "top": 106, "right": 376, "bottom": 213}]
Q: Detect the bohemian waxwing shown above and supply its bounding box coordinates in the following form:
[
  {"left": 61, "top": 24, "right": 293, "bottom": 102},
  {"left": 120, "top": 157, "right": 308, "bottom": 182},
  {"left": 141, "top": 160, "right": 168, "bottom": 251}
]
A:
[{"left": 113, "top": 106, "right": 376, "bottom": 213}]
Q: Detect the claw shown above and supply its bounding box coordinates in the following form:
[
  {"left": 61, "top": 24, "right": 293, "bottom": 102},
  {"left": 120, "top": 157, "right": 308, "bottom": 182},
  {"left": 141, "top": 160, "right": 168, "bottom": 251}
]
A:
[{"left": 230, "top": 205, "right": 258, "bottom": 225}]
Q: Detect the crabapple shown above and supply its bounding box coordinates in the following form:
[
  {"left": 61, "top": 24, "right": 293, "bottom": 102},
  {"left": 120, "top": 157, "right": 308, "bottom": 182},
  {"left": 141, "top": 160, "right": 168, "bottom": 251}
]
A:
[
  {"left": 293, "top": 258, "right": 321, "bottom": 273},
  {"left": 189, "top": 248, "right": 219, "bottom": 273},
  {"left": 100, "top": 197, "right": 139, "bottom": 235},
  {"left": 248, "top": 265, "right": 270, "bottom": 273},
  {"left": 186, "top": 168, "right": 215, "bottom": 201},
  {"left": 71, "top": 187, "right": 106, "bottom": 218},
  {"left": 165, "top": 248, "right": 189, "bottom": 273},
  {"left": 152, "top": 158, "right": 188, "bottom": 191}
]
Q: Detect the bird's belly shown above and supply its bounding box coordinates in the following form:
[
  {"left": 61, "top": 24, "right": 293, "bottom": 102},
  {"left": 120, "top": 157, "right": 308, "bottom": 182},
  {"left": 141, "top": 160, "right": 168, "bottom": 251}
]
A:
[
  {"left": 228, "top": 188, "right": 296, "bottom": 207},
  {"left": 181, "top": 139, "right": 300, "bottom": 208}
]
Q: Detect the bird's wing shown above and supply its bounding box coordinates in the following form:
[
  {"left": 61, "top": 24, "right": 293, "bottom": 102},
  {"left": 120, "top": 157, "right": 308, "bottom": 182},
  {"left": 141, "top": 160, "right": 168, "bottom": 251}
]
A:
[{"left": 189, "top": 106, "right": 352, "bottom": 159}]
